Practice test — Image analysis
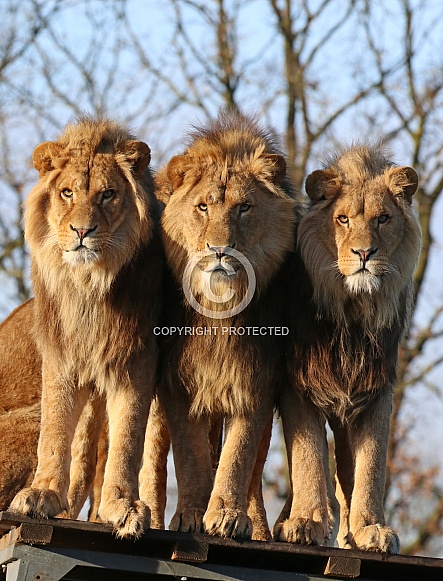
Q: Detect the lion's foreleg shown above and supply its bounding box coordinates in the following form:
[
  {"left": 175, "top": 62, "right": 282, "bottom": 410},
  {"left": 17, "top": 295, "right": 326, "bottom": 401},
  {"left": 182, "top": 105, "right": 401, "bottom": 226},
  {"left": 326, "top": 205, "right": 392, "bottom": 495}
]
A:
[
  {"left": 158, "top": 387, "right": 214, "bottom": 533},
  {"left": 247, "top": 416, "right": 273, "bottom": 541},
  {"left": 346, "top": 389, "right": 399, "bottom": 553},
  {"left": 139, "top": 395, "right": 170, "bottom": 530},
  {"left": 208, "top": 414, "right": 223, "bottom": 473},
  {"left": 9, "top": 361, "right": 88, "bottom": 518},
  {"left": 203, "top": 398, "right": 274, "bottom": 540},
  {"left": 88, "top": 419, "right": 108, "bottom": 522},
  {"left": 62, "top": 390, "right": 106, "bottom": 519},
  {"left": 330, "top": 417, "right": 354, "bottom": 548},
  {"left": 273, "top": 387, "right": 331, "bottom": 546},
  {"left": 98, "top": 360, "right": 153, "bottom": 539},
  {"left": 324, "top": 431, "right": 340, "bottom": 546}
]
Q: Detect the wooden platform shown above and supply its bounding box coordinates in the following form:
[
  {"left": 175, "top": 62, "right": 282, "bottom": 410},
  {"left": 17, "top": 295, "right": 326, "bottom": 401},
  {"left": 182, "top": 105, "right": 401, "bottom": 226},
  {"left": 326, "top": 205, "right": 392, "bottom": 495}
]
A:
[{"left": 1, "top": 512, "right": 442, "bottom": 580}]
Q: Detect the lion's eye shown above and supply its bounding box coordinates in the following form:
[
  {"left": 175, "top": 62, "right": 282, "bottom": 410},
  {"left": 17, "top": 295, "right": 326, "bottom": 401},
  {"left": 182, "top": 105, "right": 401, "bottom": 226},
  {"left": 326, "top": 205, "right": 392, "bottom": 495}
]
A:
[
  {"left": 197, "top": 203, "right": 208, "bottom": 212},
  {"left": 239, "top": 203, "right": 251, "bottom": 213},
  {"left": 337, "top": 215, "right": 349, "bottom": 224},
  {"left": 102, "top": 189, "right": 115, "bottom": 201},
  {"left": 378, "top": 214, "right": 389, "bottom": 224},
  {"left": 61, "top": 188, "right": 73, "bottom": 200}
]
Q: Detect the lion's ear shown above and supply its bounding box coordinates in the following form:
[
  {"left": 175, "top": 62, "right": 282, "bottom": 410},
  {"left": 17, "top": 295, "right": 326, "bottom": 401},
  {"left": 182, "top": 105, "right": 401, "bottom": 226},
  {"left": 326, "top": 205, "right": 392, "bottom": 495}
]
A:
[
  {"left": 260, "top": 154, "right": 286, "bottom": 184},
  {"left": 154, "top": 167, "right": 174, "bottom": 205},
  {"left": 32, "top": 142, "right": 63, "bottom": 175},
  {"left": 387, "top": 166, "right": 418, "bottom": 204},
  {"left": 167, "top": 155, "right": 190, "bottom": 190},
  {"left": 120, "top": 140, "right": 151, "bottom": 177},
  {"left": 305, "top": 169, "right": 341, "bottom": 203}
]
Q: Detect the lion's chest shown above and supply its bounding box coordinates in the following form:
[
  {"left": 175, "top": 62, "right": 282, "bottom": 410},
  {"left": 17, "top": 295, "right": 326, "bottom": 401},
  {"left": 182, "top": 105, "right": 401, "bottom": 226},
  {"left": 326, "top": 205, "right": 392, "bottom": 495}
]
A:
[
  {"left": 162, "top": 324, "right": 281, "bottom": 417},
  {"left": 291, "top": 322, "right": 400, "bottom": 421},
  {"left": 41, "top": 295, "right": 142, "bottom": 390}
]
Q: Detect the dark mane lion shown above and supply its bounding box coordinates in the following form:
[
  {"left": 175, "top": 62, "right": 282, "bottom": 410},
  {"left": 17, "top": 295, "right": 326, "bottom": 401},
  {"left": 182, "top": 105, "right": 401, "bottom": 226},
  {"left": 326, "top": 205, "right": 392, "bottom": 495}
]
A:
[{"left": 274, "top": 143, "right": 421, "bottom": 553}]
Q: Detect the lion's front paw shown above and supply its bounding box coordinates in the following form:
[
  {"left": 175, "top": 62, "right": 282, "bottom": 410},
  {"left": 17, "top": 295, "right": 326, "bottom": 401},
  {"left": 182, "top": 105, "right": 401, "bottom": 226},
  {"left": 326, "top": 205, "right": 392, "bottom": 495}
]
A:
[
  {"left": 9, "top": 488, "right": 66, "bottom": 518},
  {"left": 169, "top": 508, "right": 205, "bottom": 533},
  {"left": 204, "top": 508, "right": 252, "bottom": 539},
  {"left": 351, "top": 524, "right": 400, "bottom": 553},
  {"left": 149, "top": 509, "right": 165, "bottom": 530},
  {"left": 251, "top": 519, "right": 272, "bottom": 542},
  {"left": 248, "top": 502, "right": 272, "bottom": 541},
  {"left": 273, "top": 517, "right": 327, "bottom": 545},
  {"left": 99, "top": 499, "right": 150, "bottom": 539}
]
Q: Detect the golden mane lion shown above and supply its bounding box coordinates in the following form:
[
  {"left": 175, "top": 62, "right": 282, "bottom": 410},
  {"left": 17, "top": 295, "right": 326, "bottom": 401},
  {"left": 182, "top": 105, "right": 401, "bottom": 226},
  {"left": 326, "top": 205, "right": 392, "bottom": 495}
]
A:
[
  {"left": 9, "top": 117, "right": 162, "bottom": 539},
  {"left": 146, "top": 111, "right": 297, "bottom": 540},
  {"left": 274, "top": 144, "right": 421, "bottom": 553}
]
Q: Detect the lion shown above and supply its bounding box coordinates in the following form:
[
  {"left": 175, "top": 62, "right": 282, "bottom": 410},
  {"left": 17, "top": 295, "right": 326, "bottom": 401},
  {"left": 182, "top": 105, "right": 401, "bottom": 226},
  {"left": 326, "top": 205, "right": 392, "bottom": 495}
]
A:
[
  {"left": 0, "top": 300, "right": 41, "bottom": 508},
  {"left": 0, "top": 298, "right": 107, "bottom": 519},
  {"left": 9, "top": 116, "right": 162, "bottom": 539},
  {"left": 273, "top": 144, "right": 421, "bottom": 553},
  {"left": 144, "top": 111, "right": 297, "bottom": 540},
  {"left": 0, "top": 300, "right": 41, "bottom": 415}
]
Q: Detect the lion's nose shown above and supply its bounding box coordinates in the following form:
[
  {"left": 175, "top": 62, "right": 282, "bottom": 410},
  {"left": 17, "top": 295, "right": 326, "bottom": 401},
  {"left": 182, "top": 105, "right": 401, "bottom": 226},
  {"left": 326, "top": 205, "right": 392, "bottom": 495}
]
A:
[
  {"left": 207, "top": 243, "right": 236, "bottom": 259},
  {"left": 70, "top": 224, "right": 97, "bottom": 243},
  {"left": 352, "top": 246, "right": 378, "bottom": 264}
]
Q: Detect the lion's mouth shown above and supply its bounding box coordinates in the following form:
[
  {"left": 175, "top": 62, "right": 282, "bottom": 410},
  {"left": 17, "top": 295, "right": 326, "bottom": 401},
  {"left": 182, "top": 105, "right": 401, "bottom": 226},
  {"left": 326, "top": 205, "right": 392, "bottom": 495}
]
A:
[
  {"left": 199, "top": 256, "right": 240, "bottom": 275},
  {"left": 63, "top": 245, "right": 100, "bottom": 265},
  {"left": 345, "top": 270, "right": 381, "bottom": 294},
  {"left": 350, "top": 263, "right": 382, "bottom": 277}
]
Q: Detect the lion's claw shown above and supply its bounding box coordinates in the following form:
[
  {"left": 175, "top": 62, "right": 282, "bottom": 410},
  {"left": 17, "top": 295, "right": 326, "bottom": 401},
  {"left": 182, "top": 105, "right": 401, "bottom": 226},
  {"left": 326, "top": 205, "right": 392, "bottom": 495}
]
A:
[
  {"left": 9, "top": 487, "right": 66, "bottom": 518},
  {"left": 273, "top": 517, "right": 328, "bottom": 545},
  {"left": 204, "top": 508, "right": 252, "bottom": 539},
  {"left": 99, "top": 498, "right": 150, "bottom": 539},
  {"left": 350, "top": 524, "right": 400, "bottom": 553},
  {"left": 169, "top": 508, "right": 205, "bottom": 533}
]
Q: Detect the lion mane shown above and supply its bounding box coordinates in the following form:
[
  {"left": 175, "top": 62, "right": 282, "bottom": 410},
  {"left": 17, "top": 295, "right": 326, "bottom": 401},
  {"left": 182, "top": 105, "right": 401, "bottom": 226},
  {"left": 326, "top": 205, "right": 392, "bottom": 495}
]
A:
[{"left": 9, "top": 116, "right": 162, "bottom": 539}]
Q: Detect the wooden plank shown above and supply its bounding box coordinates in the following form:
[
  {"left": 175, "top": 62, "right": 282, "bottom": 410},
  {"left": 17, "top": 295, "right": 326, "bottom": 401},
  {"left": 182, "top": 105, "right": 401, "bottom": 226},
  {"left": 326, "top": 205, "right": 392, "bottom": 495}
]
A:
[
  {"left": 16, "top": 522, "right": 53, "bottom": 545},
  {"left": 171, "top": 538, "right": 209, "bottom": 562},
  {"left": 324, "top": 555, "right": 361, "bottom": 578},
  {"left": 0, "top": 512, "right": 112, "bottom": 536},
  {"left": 0, "top": 523, "right": 52, "bottom": 552},
  {"left": 1, "top": 512, "right": 443, "bottom": 580},
  {"left": 0, "top": 527, "right": 21, "bottom": 552}
]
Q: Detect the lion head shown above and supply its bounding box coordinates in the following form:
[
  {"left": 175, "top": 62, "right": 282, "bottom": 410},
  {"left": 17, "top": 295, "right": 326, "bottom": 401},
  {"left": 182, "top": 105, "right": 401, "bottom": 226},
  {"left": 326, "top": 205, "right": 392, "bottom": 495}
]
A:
[
  {"left": 298, "top": 144, "right": 421, "bottom": 329},
  {"left": 25, "top": 116, "right": 153, "bottom": 295},
  {"left": 157, "top": 112, "right": 296, "bottom": 316}
]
